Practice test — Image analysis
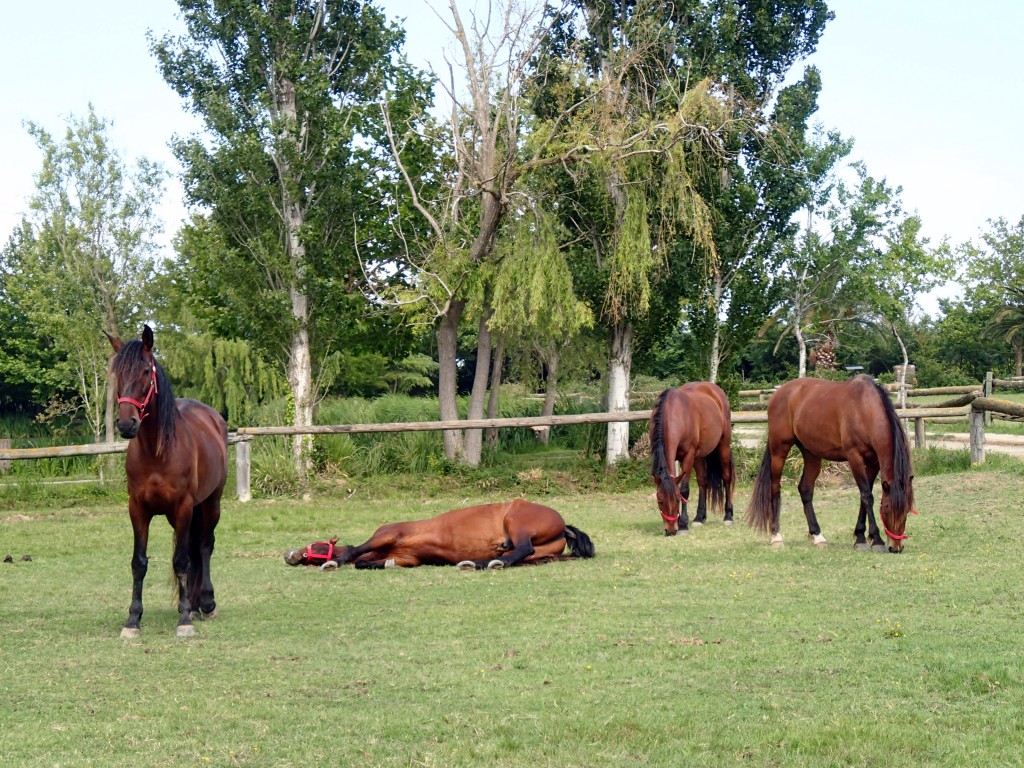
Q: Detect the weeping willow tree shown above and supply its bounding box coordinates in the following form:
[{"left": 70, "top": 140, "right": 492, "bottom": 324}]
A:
[
  {"left": 491, "top": 207, "right": 593, "bottom": 439},
  {"left": 160, "top": 334, "right": 286, "bottom": 427}
]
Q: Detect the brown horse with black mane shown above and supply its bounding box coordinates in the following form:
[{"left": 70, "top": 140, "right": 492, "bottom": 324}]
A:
[
  {"left": 108, "top": 326, "right": 228, "bottom": 637},
  {"left": 649, "top": 382, "right": 736, "bottom": 535},
  {"left": 284, "top": 499, "right": 594, "bottom": 570},
  {"left": 746, "top": 375, "right": 915, "bottom": 553}
]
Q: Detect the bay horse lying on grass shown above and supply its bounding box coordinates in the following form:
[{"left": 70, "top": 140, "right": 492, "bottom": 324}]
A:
[
  {"left": 746, "top": 375, "right": 915, "bottom": 553},
  {"left": 284, "top": 499, "right": 594, "bottom": 570},
  {"left": 649, "top": 382, "right": 736, "bottom": 535},
  {"left": 108, "top": 326, "right": 228, "bottom": 638}
]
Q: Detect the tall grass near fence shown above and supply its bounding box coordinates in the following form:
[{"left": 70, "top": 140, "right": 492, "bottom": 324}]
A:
[{"left": 4, "top": 468, "right": 1024, "bottom": 767}]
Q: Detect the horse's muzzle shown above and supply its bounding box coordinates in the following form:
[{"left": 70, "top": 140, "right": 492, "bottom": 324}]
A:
[
  {"left": 117, "top": 418, "right": 140, "bottom": 439},
  {"left": 888, "top": 545, "right": 904, "bottom": 554}
]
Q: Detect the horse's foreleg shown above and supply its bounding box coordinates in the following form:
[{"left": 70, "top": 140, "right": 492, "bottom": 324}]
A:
[
  {"left": 850, "top": 458, "right": 884, "bottom": 552},
  {"left": 172, "top": 507, "right": 196, "bottom": 637},
  {"left": 797, "top": 452, "right": 826, "bottom": 546},
  {"left": 122, "top": 501, "right": 150, "bottom": 639}
]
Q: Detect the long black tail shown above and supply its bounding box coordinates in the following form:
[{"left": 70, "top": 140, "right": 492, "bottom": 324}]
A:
[
  {"left": 745, "top": 447, "right": 775, "bottom": 533},
  {"left": 564, "top": 525, "right": 595, "bottom": 558},
  {"left": 650, "top": 389, "right": 678, "bottom": 500},
  {"left": 703, "top": 450, "right": 725, "bottom": 514},
  {"left": 873, "top": 380, "right": 915, "bottom": 517}
]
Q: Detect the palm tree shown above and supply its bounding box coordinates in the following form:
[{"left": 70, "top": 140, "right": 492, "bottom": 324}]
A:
[{"left": 987, "top": 286, "right": 1024, "bottom": 377}]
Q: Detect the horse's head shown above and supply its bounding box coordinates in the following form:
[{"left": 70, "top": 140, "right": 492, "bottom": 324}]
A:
[
  {"left": 653, "top": 475, "right": 682, "bottom": 536},
  {"left": 879, "top": 478, "right": 915, "bottom": 553},
  {"left": 108, "top": 326, "right": 159, "bottom": 439}
]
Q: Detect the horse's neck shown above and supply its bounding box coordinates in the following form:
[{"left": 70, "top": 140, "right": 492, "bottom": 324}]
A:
[{"left": 135, "top": 401, "right": 178, "bottom": 455}]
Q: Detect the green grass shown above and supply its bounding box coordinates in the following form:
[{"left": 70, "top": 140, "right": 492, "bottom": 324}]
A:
[{"left": 3, "top": 466, "right": 1024, "bottom": 767}]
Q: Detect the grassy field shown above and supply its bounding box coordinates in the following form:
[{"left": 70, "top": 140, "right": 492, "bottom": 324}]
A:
[{"left": 3, "top": 464, "right": 1024, "bottom": 767}]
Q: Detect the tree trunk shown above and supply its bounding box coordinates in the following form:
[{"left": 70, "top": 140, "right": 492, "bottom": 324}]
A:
[
  {"left": 892, "top": 320, "right": 909, "bottom": 409},
  {"left": 539, "top": 344, "right": 560, "bottom": 446},
  {"left": 463, "top": 309, "right": 493, "bottom": 467},
  {"left": 708, "top": 270, "right": 723, "bottom": 383},
  {"left": 437, "top": 299, "right": 465, "bottom": 461},
  {"left": 795, "top": 322, "right": 807, "bottom": 378},
  {"left": 605, "top": 321, "right": 634, "bottom": 466},
  {"left": 486, "top": 334, "right": 505, "bottom": 448},
  {"left": 1016, "top": 341, "right": 1023, "bottom": 378},
  {"left": 277, "top": 75, "right": 314, "bottom": 478}
]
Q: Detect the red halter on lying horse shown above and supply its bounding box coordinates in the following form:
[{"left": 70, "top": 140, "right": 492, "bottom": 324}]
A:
[
  {"left": 649, "top": 382, "right": 736, "bottom": 536},
  {"left": 108, "top": 326, "right": 228, "bottom": 638},
  {"left": 284, "top": 499, "right": 595, "bottom": 570},
  {"left": 746, "top": 375, "right": 916, "bottom": 553}
]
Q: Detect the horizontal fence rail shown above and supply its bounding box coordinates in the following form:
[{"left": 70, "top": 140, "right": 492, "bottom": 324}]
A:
[{"left": 2, "top": 390, "right": 1021, "bottom": 499}]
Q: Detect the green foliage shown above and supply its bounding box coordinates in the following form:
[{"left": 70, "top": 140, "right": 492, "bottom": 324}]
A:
[{"left": 1, "top": 108, "right": 164, "bottom": 435}]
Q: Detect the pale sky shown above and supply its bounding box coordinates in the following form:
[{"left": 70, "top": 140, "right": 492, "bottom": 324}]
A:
[{"left": 2, "top": 0, "right": 1021, "bottom": 313}]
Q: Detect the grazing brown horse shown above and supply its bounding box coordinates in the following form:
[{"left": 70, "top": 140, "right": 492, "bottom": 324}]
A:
[
  {"left": 649, "top": 382, "right": 736, "bottom": 535},
  {"left": 284, "top": 499, "right": 594, "bottom": 570},
  {"left": 108, "top": 326, "right": 228, "bottom": 638},
  {"left": 746, "top": 375, "right": 915, "bottom": 553}
]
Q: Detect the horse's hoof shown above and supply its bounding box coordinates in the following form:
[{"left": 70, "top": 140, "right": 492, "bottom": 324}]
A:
[
  {"left": 871, "top": 543, "right": 888, "bottom": 553},
  {"left": 692, "top": 521, "right": 703, "bottom": 527},
  {"left": 487, "top": 560, "right": 505, "bottom": 570},
  {"left": 770, "top": 534, "right": 784, "bottom": 547},
  {"left": 457, "top": 560, "right": 476, "bottom": 571},
  {"left": 723, "top": 520, "right": 734, "bottom": 527},
  {"left": 853, "top": 542, "right": 870, "bottom": 552},
  {"left": 384, "top": 558, "right": 396, "bottom": 569},
  {"left": 190, "top": 608, "right": 219, "bottom": 621},
  {"left": 120, "top": 627, "right": 141, "bottom": 639},
  {"left": 176, "top": 624, "right": 196, "bottom": 638},
  {"left": 319, "top": 560, "right": 339, "bottom": 571},
  {"left": 283, "top": 549, "right": 304, "bottom": 566},
  {"left": 810, "top": 534, "right": 827, "bottom": 547}
]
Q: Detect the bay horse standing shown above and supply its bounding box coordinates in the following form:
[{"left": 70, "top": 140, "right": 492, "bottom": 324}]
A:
[
  {"left": 108, "top": 326, "right": 228, "bottom": 637},
  {"left": 284, "top": 499, "right": 594, "bottom": 570},
  {"left": 649, "top": 382, "right": 736, "bottom": 536},
  {"left": 746, "top": 375, "right": 915, "bottom": 552}
]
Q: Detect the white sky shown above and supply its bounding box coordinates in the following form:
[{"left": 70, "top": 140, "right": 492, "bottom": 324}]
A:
[{"left": 2, "top": 0, "right": 1021, "bottom": 313}]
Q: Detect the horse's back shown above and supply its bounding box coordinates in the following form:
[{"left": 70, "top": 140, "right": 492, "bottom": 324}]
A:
[
  {"left": 770, "top": 375, "right": 887, "bottom": 459},
  {"left": 177, "top": 398, "right": 228, "bottom": 496},
  {"left": 674, "top": 382, "right": 731, "bottom": 447}
]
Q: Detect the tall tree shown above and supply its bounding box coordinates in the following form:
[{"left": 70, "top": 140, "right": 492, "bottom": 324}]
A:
[
  {"left": 961, "top": 216, "right": 1024, "bottom": 376},
  {"left": 539, "top": 0, "right": 814, "bottom": 463},
  {"left": 152, "top": 0, "right": 431, "bottom": 476},
  {"left": 2, "top": 108, "right": 163, "bottom": 440}
]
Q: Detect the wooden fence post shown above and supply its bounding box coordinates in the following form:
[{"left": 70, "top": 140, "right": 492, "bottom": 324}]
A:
[
  {"left": 0, "top": 438, "right": 9, "bottom": 474},
  {"left": 984, "top": 371, "right": 993, "bottom": 425},
  {"left": 969, "top": 410, "right": 986, "bottom": 465},
  {"left": 236, "top": 440, "right": 252, "bottom": 502},
  {"left": 914, "top": 418, "right": 927, "bottom": 450}
]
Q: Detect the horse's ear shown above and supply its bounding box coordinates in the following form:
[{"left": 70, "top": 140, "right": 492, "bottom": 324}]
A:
[
  {"left": 141, "top": 325, "right": 154, "bottom": 352},
  {"left": 105, "top": 332, "right": 122, "bottom": 352}
]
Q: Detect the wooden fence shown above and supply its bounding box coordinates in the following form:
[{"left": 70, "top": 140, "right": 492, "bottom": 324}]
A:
[{"left": 3, "top": 393, "right": 1023, "bottom": 501}]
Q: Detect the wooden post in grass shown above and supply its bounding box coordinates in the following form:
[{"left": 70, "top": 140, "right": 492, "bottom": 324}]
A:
[
  {"left": 969, "top": 410, "right": 986, "bottom": 465},
  {"left": 914, "top": 418, "right": 927, "bottom": 450},
  {"left": 236, "top": 439, "right": 252, "bottom": 502},
  {"left": 984, "top": 371, "right": 993, "bottom": 426}
]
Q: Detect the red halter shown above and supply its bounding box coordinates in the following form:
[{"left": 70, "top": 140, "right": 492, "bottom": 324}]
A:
[
  {"left": 117, "top": 363, "right": 158, "bottom": 419},
  {"left": 885, "top": 509, "right": 919, "bottom": 541},
  {"left": 660, "top": 496, "right": 688, "bottom": 524}
]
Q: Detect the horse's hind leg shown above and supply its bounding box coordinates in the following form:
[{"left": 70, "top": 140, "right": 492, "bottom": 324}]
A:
[
  {"left": 691, "top": 460, "right": 707, "bottom": 526},
  {"left": 797, "top": 450, "right": 827, "bottom": 546},
  {"left": 189, "top": 491, "right": 222, "bottom": 619},
  {"left": 721, "top": 444, "right": 735, "bottom": 524}
]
